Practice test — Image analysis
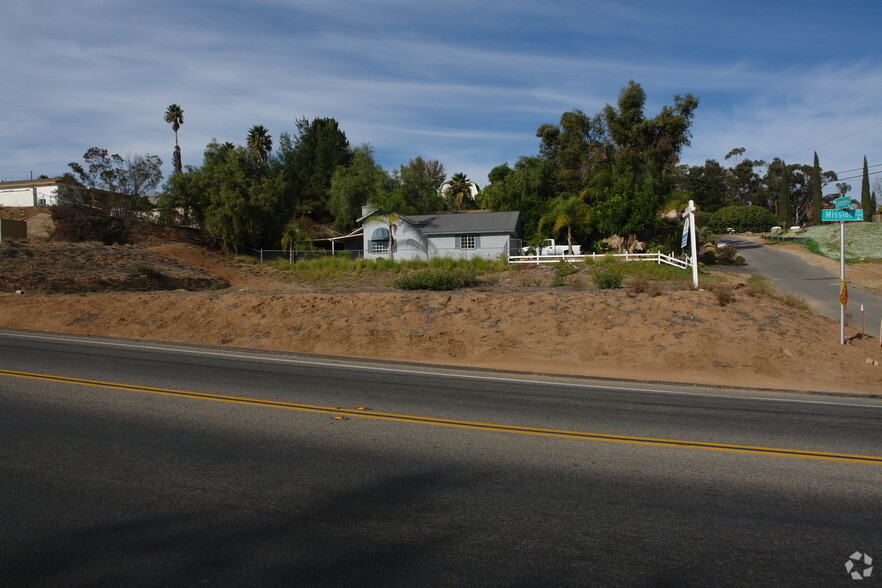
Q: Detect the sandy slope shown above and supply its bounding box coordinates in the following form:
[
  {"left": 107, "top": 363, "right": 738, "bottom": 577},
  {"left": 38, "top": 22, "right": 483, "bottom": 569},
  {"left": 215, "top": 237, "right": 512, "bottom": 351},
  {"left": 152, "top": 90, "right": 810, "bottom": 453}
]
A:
[
  {"left": 1, "top": 247, "right": 880, "bottom": 394},
  {"left": 3, "top": 212, "right": 878, "bottom": 394}
]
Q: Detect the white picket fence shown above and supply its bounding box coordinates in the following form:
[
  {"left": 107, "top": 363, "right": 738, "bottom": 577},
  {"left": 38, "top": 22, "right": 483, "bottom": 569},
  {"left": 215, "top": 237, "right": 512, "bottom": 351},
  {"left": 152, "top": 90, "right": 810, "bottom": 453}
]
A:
[{"left": 508, "top": 250, "right": 691, "bottom": 270}]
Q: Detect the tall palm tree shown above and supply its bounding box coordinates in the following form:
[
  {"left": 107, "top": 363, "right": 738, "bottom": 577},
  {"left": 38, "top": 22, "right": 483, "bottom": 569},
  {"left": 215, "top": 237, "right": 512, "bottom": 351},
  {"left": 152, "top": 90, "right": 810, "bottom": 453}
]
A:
[
  {"left": 247, "top": 125, "right": 272, "bottom": 164},
  {"left": 539, "top": 196, "right": 593, "bottom": 254},
  {"left": 442, "top": 172, "right": 477, "bottom": 211},
  {"left": 164, "top": 104, "right": 184, "bottom": 174}
]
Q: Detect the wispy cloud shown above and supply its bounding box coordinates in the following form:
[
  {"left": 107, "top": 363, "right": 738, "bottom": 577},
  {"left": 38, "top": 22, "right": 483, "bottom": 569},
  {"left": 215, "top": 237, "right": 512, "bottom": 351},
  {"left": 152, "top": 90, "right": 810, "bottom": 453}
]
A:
[{"left": 2, "top": 0, "right": 881, "bottom": 187}]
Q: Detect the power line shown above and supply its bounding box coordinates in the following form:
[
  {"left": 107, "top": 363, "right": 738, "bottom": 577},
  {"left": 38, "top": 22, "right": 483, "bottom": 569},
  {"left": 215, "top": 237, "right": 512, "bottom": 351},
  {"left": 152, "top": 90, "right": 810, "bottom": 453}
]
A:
[
  {"left": 787, "top": 120, "right": 882, "bottom": 159},
  {"left": 834, "top": 162, "right": 882, "bottom": 175},
  {"left": 834, "top": 169, "right": 882, "bottom": 182}
]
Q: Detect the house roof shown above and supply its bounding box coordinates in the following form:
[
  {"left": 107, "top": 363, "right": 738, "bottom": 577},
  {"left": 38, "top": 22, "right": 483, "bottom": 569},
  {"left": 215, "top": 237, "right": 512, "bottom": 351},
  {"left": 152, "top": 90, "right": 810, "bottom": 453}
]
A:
[
  {"left": 317, "top": 227, "right": 363, "bottom": 243},
  {"left": 404, "top": 211, "right": 520, "bottom": 235},
  {"left": 0, "top": 177, "right": 66, "bottom": 190},
  {"left": 360, "top": 209, "right": 520, "bottom": 236}
]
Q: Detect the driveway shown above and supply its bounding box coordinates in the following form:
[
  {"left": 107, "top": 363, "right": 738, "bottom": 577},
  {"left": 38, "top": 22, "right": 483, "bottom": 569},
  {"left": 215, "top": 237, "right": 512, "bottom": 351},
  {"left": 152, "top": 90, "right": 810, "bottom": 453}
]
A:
[{"left": 724, "top": 236, "right": 881, "bottom": 338}]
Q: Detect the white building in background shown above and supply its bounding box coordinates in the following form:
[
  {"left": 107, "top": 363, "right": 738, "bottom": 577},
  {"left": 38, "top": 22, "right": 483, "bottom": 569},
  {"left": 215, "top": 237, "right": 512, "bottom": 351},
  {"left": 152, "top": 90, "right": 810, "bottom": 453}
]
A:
[{"left": 0, "top": 178, "right": 64, "bottom": 207}]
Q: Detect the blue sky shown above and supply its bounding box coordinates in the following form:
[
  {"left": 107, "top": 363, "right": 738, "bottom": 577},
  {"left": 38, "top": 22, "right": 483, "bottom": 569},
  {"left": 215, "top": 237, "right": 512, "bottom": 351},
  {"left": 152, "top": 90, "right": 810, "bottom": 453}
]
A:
[{"left": 3, "top": 0, "right": 881, "bottom": 192}]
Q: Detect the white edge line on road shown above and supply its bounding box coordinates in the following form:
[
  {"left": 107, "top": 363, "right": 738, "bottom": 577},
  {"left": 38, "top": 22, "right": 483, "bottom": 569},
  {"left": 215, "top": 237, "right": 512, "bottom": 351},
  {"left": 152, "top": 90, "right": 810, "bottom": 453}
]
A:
[{"left": 2, "top": 330, "right": 881, "bottom": 410}]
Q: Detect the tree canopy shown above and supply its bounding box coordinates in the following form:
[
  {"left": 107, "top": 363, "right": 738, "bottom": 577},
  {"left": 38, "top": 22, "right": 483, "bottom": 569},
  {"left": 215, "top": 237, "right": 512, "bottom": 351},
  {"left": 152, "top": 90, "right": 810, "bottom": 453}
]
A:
[{"left": 280, "top": 117, "right": 351, "bottom": 221}]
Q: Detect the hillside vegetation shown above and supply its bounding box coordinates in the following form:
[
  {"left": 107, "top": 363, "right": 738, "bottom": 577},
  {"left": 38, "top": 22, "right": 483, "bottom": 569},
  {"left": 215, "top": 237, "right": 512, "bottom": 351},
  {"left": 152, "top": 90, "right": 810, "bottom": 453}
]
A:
[{"left": 797, "top": 222, "right": 882, "bottom": 260}]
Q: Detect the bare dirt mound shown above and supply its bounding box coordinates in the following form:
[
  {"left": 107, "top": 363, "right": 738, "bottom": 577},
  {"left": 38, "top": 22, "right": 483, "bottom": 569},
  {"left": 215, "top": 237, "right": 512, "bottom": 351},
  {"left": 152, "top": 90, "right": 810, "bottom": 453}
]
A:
[
  {"left": 0, "top": 206, "right": 54, "bottom": 241},
  {"left": 0, "top": 241, "right": 228, "bottom": 293},
  {"left": 1, "top": 235, "right": 879, "bottom": 394},
  {"left": 149, "top": 243, "right": 309, "bottom": 292},
  {"left": 0, "top": 287, "right": 879, "bottom": 395}
]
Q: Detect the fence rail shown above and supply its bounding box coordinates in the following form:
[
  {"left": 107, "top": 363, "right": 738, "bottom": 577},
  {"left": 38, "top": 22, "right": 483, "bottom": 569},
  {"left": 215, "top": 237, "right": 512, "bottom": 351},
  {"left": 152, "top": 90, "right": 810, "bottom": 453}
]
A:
[
  {"left": 247, "top": 249, "right": 363, "bottom": 263},
  {"left": 508, "top": 251, "right": 691, "bottom": 270},
  {"left": 762, "top": 235, "right": 807, "bottom": 243}
]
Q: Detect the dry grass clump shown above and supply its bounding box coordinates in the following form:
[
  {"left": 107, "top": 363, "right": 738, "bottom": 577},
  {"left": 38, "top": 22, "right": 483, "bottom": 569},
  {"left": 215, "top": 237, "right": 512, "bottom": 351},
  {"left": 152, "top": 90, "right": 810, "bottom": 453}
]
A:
[
  {"left": 626, "top": 274, "right": 663, "bottom": 297},
  {"left": 745, "top": 275, "right": 809, "bottom": 310},
  {"left": 708, "top": 284, "right": 736, "bottom": 306}
]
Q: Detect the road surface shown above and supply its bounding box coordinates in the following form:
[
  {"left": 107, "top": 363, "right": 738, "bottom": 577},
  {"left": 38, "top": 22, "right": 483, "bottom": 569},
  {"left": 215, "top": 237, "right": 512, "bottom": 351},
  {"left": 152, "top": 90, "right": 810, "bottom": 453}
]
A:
[
  {"left": 2, "top": 330, "right": 881, "bottom": 586},
  {"left": 726, "top": 236, "right": 882, "bottom": 338}
]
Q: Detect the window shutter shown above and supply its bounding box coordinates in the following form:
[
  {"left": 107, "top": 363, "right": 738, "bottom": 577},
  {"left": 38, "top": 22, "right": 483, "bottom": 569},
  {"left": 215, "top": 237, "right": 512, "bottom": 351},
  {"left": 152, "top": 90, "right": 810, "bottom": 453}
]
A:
[
  {"left": 455, "top": 235, "right": 461, "bottom": 249},
  {"left": 474, "top": 235, "right": 481, "bottom": 249}
]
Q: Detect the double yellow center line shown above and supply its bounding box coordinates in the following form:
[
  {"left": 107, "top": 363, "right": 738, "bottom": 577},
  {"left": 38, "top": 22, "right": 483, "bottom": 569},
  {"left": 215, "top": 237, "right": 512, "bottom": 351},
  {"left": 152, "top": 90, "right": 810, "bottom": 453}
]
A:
[{"left": 3, "top": 368, "right": 880, "bottom": 465}]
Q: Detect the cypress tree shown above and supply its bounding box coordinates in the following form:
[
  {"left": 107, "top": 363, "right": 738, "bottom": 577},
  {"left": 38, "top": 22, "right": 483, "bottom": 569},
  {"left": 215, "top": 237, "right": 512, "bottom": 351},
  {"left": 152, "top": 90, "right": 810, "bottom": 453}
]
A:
[
  {"left": 861, "top": 156, "right": 873, "bottom": 221},
  {"left": 811, "top": 152, "right": 823, "bottom": 224}
]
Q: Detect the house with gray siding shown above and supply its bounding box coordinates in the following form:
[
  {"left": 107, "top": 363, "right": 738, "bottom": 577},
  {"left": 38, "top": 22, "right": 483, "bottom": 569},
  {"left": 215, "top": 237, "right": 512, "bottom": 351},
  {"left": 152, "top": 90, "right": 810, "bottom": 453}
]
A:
[{"left": 358, "top": 208, "right": 521, "bottom": 261}]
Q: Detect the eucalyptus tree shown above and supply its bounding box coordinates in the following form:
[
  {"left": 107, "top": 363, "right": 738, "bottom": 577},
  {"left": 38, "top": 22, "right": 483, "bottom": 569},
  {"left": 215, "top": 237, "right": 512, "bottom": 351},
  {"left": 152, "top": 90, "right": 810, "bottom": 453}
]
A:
[
  {"left": 162, "top": 140, "right": 287, "bottom": 251},
  {"left": 164, "top": 104, "right": 184, "bottom": 174},
  {"left": 394, "top": 157, "right": 445, "bottom": 214},
  {"left": 328, "top": 145, "right": 392, "bottom": 232},
  {"left": 778, "top": 160, "right": 792, "bottom": 226}
]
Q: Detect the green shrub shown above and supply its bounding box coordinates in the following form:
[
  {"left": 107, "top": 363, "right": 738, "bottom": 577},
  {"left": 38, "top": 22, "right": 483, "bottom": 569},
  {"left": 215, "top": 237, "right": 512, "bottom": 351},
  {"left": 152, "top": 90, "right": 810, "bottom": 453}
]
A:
[
  {"left": 716, "top": 246, "right": 745, "bottom": 266},
  {"left": 593, "top": 270, "right": 622, "bottom": 289},
  {"left": 553, "top": 260, "right": 579, "bottom": 278},
  {"left": 706, "top": 205, "right": 779, "bottom": 233},
  {"left": 804, "top": 238, "right": 822, "bottom": 256},
  {"left": 134, "top": 264, "right": 165, "bottom": 280},
  {"left": 699, "top": 245, "right": 746, "bottom": 266},
  {"left": 394, "top": 269, "right": 478, "bottom": 291}
]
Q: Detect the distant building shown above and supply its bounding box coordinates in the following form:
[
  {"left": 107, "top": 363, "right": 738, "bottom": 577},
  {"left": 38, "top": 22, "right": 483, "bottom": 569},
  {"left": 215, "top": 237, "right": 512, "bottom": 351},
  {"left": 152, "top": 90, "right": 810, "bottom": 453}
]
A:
[{"left": 0, "top": 178, "right": 65, "bottom": 207}]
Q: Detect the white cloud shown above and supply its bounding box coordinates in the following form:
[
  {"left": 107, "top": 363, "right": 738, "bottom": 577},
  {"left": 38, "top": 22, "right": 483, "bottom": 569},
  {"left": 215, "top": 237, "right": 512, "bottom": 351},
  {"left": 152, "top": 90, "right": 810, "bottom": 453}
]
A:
[{"left": 3, "top": 0, "right": 881, "bottom": 191}]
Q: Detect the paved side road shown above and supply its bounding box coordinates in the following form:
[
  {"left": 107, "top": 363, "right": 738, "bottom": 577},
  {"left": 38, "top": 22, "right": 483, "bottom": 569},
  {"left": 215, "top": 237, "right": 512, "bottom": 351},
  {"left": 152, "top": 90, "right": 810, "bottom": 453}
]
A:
[{"left": 726, "top": 236, "right": 881, "bottom": 338}]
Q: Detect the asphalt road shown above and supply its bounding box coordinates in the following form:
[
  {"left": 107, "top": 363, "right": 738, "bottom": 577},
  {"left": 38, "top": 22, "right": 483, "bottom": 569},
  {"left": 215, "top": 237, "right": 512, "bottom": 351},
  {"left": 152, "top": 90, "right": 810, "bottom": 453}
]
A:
[
  {"left": 2, "top": 331, "right": 881, "bottom": 586},
  {"left": 726, "top": 236, "right": 882, "bottom": 338}
]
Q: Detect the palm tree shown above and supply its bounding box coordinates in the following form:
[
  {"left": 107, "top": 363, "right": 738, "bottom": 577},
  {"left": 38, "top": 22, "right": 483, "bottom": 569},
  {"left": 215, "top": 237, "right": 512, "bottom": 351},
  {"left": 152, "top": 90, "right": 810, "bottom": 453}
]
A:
[
  {"left": 367, "top": 190, "right": 406, "bottom": 261},
  {"left": 280, "top": 218, "right": 314, "bottom": 262},
  {"left": 442, "top": 172, "right": 477, "bottom": 211},
  {"left": 247, "top": 125, "right": 272, "bottom": 164},
  {"left": 164, "top": 104, "right": 184, "bottom": 174},
  {"left": 539, "top": 196, "right": 593, "bottom": 254}
]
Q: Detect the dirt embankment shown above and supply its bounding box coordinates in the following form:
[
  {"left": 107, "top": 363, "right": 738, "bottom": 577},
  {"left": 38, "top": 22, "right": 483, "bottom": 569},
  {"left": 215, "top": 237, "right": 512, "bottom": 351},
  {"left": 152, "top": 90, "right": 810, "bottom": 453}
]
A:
[{"left": 0, "top": 228, "right": 880, "bottom": 395}]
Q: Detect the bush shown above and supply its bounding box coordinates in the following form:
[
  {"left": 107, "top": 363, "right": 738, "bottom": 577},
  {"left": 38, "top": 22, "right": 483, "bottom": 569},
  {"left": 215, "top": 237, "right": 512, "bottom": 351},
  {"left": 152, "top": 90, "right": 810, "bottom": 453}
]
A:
[
  {"left": 700, "top": 245, "right": 745, "bottom": 266},
  {"left": 593, "top": 270, "right": 622, "bottom": 289},
  {"left": 394, "top": 269, "right": 478, "bottom": 291},
  {"left": 553, "top": 260, "right": 579, "bottom": 278},
  {"left": 716, "top": 246, "right": 745, "bottom": 266},
  {"left": 50, "top": 205, "right": 128, "bottom": 244},
  {"left": 706, "top": 206, "right": 779, "bottom": 234},
  {"left": 134, "top": 264, "right": 165, "bottom": 280}
]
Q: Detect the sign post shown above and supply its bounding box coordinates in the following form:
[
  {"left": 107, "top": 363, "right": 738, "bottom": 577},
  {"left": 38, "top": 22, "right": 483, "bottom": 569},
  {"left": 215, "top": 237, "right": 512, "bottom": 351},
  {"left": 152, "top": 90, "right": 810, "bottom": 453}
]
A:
[
  {"left": 822, "top": 200, "right": 863, "bottom": 344},
  {"left": 682, "top": 200, "right": 698, "bottom": 289}
]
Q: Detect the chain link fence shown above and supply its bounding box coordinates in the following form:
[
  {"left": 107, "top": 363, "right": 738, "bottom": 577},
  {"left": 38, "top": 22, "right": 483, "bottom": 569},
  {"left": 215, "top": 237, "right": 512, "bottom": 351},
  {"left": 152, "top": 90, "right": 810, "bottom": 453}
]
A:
[{"left": 246, "top": 248, "right": 363, "bottom": 263}]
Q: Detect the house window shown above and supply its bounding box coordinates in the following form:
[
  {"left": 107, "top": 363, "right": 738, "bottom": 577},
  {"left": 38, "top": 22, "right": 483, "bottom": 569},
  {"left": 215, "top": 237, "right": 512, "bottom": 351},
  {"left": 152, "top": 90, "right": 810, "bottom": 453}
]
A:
[
  {"left": 370, "top": 227, "right": 391, "bottom": 254},
  {"left": 459, "top": 235, "right": 476, "bottom": 249}
]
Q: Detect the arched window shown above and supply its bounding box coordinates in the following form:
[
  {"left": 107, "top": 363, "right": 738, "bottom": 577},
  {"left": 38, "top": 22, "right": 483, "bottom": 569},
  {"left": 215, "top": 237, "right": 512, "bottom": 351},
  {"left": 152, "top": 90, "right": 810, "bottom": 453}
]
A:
[{"left": 371, "top": 227, "right": 390, "bottom": 253}]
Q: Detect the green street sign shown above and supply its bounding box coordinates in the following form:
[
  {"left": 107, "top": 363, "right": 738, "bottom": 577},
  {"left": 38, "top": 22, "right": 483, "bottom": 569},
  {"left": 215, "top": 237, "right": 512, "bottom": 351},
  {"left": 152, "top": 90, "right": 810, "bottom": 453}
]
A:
[
  {"left": 822, "top": 209, "right": 864, "bottom": 222},
  {"left": 833, "top": 196, "right": 852, "bottom": 209}
]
